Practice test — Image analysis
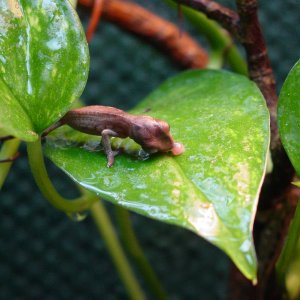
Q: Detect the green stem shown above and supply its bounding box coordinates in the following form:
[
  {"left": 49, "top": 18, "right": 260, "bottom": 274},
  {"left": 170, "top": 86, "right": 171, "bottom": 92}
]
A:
[
  {"left": 165, "top": 0, "right": 247, "bottom": 75},
  {"left": 0, "top": 138, "right": 21, "bottom": 189},
  {"left": 27, "top": 139, "right": 144, "bottom": 298},
  {"left": 115, "top": 207, "right": 168, "bottom": 300},
  {"left": 91, "top": 201, "right": 145, "bottom": 300},
  {"left": 27, "top": 138, "right": 97, "bottom": 213},
  {"left": 276, "top": 200, "right": 300, "bottom": 285}
]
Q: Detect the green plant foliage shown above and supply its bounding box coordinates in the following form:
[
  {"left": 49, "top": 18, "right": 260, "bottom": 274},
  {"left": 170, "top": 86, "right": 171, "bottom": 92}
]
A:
[
  {"left": 277, "top": 61, "right": 300, "bottom": 293},
  {"left": 0, "top": 0, "right": 89, "bottom": 138},
  {"left": 285, "top": 237, "right": 300, "bottom": 300},
  {"left": 45, "top": 70, "right": 270, "bottom": 280},
  {"left": 278, "top": 59, "right": 300, "bottom": 176},
  {"left": 0, "top": 78, "right": 37, "bottom": 141},
  {"left": 276, "top": 202, "right": 300, "bottom": 294}
]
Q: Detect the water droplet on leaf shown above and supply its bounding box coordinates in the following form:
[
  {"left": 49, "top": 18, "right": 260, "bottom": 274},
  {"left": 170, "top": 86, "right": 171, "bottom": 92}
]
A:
[{"left": 67, "top": 211, "right": 88, "bottom": 222}]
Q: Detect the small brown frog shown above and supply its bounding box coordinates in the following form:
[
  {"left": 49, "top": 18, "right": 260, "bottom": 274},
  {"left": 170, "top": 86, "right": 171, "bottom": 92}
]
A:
[{"left": 42, "top": 105, "right": 184, "bottom": 167}]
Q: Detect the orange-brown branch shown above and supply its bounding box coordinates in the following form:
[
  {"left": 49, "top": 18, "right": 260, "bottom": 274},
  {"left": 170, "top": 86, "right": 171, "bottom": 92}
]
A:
[
  {"left": 86, "top": 0, "right": 104, "bottom": 42},
  {"left": 79, "top": 0, "right": 208, "bottom": 69}
]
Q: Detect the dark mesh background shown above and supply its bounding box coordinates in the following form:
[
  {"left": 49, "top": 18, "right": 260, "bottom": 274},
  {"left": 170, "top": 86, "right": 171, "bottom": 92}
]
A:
[{"left": 1, "top": 1, "right": 299, "bottom": 299}]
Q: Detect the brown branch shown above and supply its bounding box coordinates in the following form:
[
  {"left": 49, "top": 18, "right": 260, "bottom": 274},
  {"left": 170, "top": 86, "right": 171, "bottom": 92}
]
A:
[
  {"left": 235, "top": 0, "right": 277, "bottom": 148},
  {"left": 79, "top": 0, "right": 209, "bottom": 69},
  {"left": 178, "top": 0, "right": 240, "bottom": 35},
  {"left": 86, "top": 0, "right": 104, "bottom": 42}
]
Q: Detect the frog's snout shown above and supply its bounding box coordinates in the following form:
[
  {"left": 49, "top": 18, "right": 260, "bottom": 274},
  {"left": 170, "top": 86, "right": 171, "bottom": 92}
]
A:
[{"left": 171, "top": 142, "right": 185, "bottom": 156}]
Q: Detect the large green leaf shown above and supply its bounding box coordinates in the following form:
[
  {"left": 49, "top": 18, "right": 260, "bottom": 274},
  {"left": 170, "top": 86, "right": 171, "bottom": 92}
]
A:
[
  {"left": 45, "top": 70, "right": 270, "bottom": 280},
  {"left": 278, "top": 59, "right": 300, "bottom": 175},
  {"left": 277, "top": 60, "right": 300, "bottom": 289},
  {"left": 0, "top": 0, "right": 89, "bottom": 138}
]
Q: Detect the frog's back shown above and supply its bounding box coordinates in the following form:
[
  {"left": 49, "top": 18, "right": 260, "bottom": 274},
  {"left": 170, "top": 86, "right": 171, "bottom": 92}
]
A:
[{"left": 62, "top": 105, "right": 131, "bottom": 137}]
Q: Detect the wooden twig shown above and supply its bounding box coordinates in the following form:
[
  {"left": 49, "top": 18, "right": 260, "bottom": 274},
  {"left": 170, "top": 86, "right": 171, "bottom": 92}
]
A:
[
  {"left": 235, "top": 0, "right": 277, "bottom": 147},
  {"left": 79, "top": 0, "right": 209, "bottom": 69},
  {"left": 177, "top": 0, "right": 239, "bottom": 35}
]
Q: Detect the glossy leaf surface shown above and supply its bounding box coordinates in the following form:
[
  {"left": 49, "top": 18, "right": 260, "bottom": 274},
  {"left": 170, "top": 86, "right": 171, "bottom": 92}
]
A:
[
  {"left": 278, "top": 59, "right": 300, "bottom": 175},
  {"left": 0, "top": 78, "right": 37, "bottom": 141},
  {"left": 45, "top": 70, "right": 270, "bottom": 280},
  {"left": 0, "top": 0, "right": 89, "bottom": 138}
]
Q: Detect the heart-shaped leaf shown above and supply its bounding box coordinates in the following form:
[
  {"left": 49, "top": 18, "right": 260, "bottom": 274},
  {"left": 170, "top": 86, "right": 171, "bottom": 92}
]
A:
[
  {"left": 45, "top": 70, "right": 270, "bottom": 281},
  {"left": 0, "top": 0, "right": 89, "bottom": 139},
  {"left": 278, "top": 59, "right": 300, "bottom": 175}
]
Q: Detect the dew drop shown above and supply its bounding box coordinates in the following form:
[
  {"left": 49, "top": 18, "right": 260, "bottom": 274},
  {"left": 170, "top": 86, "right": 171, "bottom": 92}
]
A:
[
  {"left": 82, "top": 140, "right": 101, "bottom": 152},
  {"left": 67, "top": 211, "right": 88, "bottom": 222}
]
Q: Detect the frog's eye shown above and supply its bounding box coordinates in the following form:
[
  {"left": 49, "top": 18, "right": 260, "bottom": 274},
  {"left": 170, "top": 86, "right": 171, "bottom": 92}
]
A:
[{"left": 157, "top": 120, "right": 170, "bottom": 132}]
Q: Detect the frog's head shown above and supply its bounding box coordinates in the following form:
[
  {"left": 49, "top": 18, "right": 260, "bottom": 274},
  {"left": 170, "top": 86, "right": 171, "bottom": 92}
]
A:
[{"left": 131, "top": 116, "right": 185, "bottom": 156}]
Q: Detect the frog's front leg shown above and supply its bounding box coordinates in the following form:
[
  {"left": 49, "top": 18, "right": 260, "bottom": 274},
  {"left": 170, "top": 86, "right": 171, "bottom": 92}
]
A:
[{"left": 101, "top": 129, "right": 119, "bottom": 167}]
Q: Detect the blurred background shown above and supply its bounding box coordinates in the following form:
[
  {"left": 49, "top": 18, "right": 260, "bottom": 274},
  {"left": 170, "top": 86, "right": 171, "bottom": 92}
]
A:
[{"left": 1, "top": 0, "right": 299, "bottom": 299}]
